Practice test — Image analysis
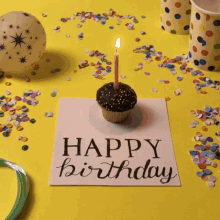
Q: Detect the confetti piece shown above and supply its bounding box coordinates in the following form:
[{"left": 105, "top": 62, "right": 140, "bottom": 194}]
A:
[
  {"left": 5, "top": 82, "right": 11, "bottom": 86},
  {"left": 5, "top": 91, "right": 11, "bottom": 95},
  {"left": 165, "top": 97, "right": 171, "bottom": 101},
  {"left": 22, "top": 145, "right": 29, "bottom": 151},
  {"left": 45, "top": 112, "right": 54, "bottom": 117}
]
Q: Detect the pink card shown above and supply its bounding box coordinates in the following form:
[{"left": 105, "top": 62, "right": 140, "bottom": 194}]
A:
[{"left": 49, "top": 98, "right": 181, "bottom": 186}]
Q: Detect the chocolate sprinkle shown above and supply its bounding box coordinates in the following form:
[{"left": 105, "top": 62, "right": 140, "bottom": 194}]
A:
[{"left": 96, "top": 82, "right": 137, "bottom": 112}]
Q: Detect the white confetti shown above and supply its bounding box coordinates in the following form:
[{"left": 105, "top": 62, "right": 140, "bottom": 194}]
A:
[
  {"left": 190, "top": 123, "right": 196, "bottom": 128},
  {"left": 5, "top": 91, "right": 11, "bottom": 95},
  {"left": 207, "top": 181, "right": 215, "bottom": 187},
  {"left": 66, "top": 77, "right": 71, "bottom": 81}
]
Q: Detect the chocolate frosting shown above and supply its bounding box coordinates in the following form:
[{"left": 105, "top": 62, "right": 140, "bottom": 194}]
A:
[{"left": 96, "top": 82, "right": 137, "bottom": 112}]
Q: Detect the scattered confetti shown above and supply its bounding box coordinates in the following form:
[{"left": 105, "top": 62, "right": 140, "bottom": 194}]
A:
[
  {"left": 177, "top": 76, "right": 183, "bottom": 81},
  {"left": 22, "top": 145, "right": 29, "bottom": 151},
  {"left": 30, "top": 119, "right": 36, "bottom": 124},
  {"left": 78, "top": 32, "right": 84, "bottom": 40},
  {"left": 190, "top": 105, "right": 220, "bottom": 127},
  {"left": 152, "top": 88, "right": 158, "bottom": 93},
  {"left": 5, "top": 91, "right": 11, "bottom": 95},
  {"left": 134, "top": 37, "right": 140, "bottom": 42},
  {"left": 174, "top": 89, "right": 182, "bottom": 96},
  {"left": 109, "top": 26, "right": 114, "bottom": 29},
  {"left": 189, "top": 131, "right": 220, "bottom": 187},
  {"left": 45, "top": 112, "right": 54, "bottom": 117},
  {"left": 120, "top": 75, "right": 126, "bottom": 79},
  {"left": 51, "top": 92, "right": 57, "bottom": 97},
  {"left": 66, "top": 77, "right": 71, "bottom": 81},
  {"left": 5, "top": 82, "right": 11, "bottom": 86}
]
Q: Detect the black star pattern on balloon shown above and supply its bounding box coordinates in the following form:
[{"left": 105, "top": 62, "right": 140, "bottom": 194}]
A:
[
  {"left": 9, "top": 24, "right": 13, "bottom": 29},
  {"left": 19, "top": 56, "right": 27, "bottom": 63},
  {"left": 17, "top": 52, "right": 20, "bottom": 55},
  {"left": 0, "top": 44, "right": 6, "bottom": 51},
  {"left": 3, "top": 35, "right": 8, "bottom": 40},
  {"left": 11, "top": 32, "right": 26, "bottom": 48},
  {"left": 3, "top": 32, "right": 6, "bottom": 34},
  {"left": 16, "top": 26, "right": 20, "bottom": 29},
  {"left": 6, "top": 52, "right": 8, "bottom": 54},
  {"left": 30, "top": 37, "right": 32, "bottom": 39},
  {"left": 29, "top": 52, "right": 32, "bottom": 55},
  {"left": 9, "top": 56, "right": 11, "bottom": 59},
  {"left": 23, "top": 13, "right": 29, "bottom": 17},
  {"left": 27, "top": 44, "right": 32, "bottom": 50},
  {"left": 35, "top": 36, "right": 38, "bottom": 40},
  {"left": 25, "top": 29, "right": 30, "bottom": 34},
  {"left": 37, "top": 21, "right": 40, "bottom": 24}
]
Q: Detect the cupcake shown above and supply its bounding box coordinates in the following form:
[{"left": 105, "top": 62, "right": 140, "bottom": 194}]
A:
[{"left": 96, "top": 82, "right": 137, "bottom": 123}]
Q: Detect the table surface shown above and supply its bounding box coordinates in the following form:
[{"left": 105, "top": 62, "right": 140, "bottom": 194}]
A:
[{"left": 1, "top": 0, "right": 220, "bottom": 219}]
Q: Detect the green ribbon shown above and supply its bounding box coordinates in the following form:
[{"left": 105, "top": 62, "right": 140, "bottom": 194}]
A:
[{"left": 0, "top": 158, "right": 29, "bottom": 220}]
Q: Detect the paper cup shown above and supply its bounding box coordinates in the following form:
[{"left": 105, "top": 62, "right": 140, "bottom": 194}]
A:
[
  {"left": 99, "top": 104, "right": 130, "bottom": 123},
  {"left": 160, "top": 0, "right": 192, "bottom": 34},
  {"left": 189, "top": 0, "right": 220, "bottom": 71}
]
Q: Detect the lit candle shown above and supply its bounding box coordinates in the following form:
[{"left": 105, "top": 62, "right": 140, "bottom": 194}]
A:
[{"left": 114, "top": 38, "right": 121, "bottom": 90}]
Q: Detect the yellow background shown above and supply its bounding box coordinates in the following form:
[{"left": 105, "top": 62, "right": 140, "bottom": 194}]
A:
[{"left": 1, "top": 0, "right": 220, "bottom": 219}]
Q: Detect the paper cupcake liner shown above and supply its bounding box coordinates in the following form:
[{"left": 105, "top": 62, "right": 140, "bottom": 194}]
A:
[
  {"left": 99, "top": 105, "right": 130, "bottom": 123},
  {"left": 188, "top": 0, "right": 220, "bottom": 71},
  {"left": 160, "top": 0, "right": 192, "bottom": 34}
]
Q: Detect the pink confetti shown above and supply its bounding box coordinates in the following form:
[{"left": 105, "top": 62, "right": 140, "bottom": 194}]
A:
[
  {"left": 22, "top": 117, "right": 30, "bottom": 122},
  {"left": 164, "top": 80, "right": 170, "bottom": 84},
  {"left": 31, "top": 93, "right": 37, "bottom": 98},
  {"left": 199, "top": 156, "right": 206, "bottom": 164},
  {"left": 144, "top": 72, "right": 150, "bottom": 75},
  {"left": 96, "top": 70, "right": 102, "bottom": 74},
  {"left": 193, "top": 80, "right": 200, "bottom": 84}
]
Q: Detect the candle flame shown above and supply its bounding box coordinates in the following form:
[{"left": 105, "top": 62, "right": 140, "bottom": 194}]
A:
[{"left": 115, "top": 38, "right": 121, "bottom": 49}]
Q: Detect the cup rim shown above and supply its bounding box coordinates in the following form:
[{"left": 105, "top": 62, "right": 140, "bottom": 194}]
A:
[{"left": 191, "top": 0, "right": 220, "bottom": 16}]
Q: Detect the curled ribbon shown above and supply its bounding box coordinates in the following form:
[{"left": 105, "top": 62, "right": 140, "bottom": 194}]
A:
[{"left": 0, "top": 158, "right": 29, "bottom": 220}]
